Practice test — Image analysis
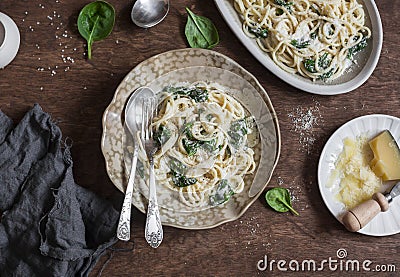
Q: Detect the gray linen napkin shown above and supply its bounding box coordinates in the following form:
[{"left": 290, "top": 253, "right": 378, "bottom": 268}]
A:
[{"left": 0, "top": 104, "right": 119, "bottom": 276}]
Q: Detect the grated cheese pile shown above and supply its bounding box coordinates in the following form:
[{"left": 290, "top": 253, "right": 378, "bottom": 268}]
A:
[{"left": 329, "top": 136, "right": 382, "bottom": 209}]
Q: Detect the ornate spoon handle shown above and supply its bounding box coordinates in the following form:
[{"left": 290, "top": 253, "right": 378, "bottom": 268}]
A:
[
  {"left": 145, "top": 159, "right": 163, "bottom": 248},
  {"left": 117, "top": 144, "right": 138, "bottom": 241}
]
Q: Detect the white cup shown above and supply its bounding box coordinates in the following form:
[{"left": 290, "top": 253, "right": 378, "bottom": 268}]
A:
[{"left": 0, "top": 20, "right": 5, "bottom": 51}]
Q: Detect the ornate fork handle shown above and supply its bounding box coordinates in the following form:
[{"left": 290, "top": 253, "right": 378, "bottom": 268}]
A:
[
  {"left": 145, "top": 157, "right": 163, "bottom": 248},
  {"left": 117, "top": 144, "right": 138, "bottom": 241}
]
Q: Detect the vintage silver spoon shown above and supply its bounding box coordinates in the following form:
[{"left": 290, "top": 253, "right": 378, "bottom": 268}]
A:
[
  {"left": 131, "top": 0, "right": 169, "bottom": 28},
  {"left": 116, "top": 87, "right": 155, "bottom": 241}
]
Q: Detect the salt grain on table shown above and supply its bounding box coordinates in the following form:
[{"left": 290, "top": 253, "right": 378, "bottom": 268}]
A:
[{"left": 288, "top": 99, "right": 323, "bottom": 155}]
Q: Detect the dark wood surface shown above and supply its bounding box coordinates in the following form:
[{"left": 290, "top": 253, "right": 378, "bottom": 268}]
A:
[{"left": 1, "top": 0, "right": 399, "bottom": 276}]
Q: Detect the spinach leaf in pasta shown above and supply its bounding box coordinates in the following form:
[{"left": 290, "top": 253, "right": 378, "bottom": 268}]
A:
[{"left": 209, "top": 179, "right": 234, "bottom": 206}]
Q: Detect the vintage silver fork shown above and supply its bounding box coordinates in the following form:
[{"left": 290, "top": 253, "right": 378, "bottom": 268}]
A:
[{"left": 141, "top": 96, "right": 163, "bottom": 248}]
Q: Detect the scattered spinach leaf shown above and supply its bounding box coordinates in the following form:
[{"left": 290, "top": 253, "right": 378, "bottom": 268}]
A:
[
  {"left": 154, "top": 124, "right": 171, "bottom": 147},
  {"left": 171, "top": 170, "right": 197, "bottom": 187},
  {"left": 290, "top": 39, "right": 310, "bottom": 49},
  {"left": 265, "top": 188, "right": 299, "bottom": 215},
  {"left": 209, "top": 179, "right": 234, "bottom": 206},
  {"left": 77, "top": 1, "right": 115, "bottom": 59},
  {"left": 347, "top": 35, "right": 368, "bottom": 59},
  {"left": 185, "top": 7, "right": 219, "bottom": 49}
]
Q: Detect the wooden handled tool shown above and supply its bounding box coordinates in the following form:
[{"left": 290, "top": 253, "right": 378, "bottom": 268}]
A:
[
  {"left": 342, "top": 182, "right": 400, "bottom": 232},
  {"left": 342, "top": 192, "right": 388, "bottom": 232}
]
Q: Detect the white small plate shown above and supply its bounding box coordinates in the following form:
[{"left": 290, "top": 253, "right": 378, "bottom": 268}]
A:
[
  {"left": 0, "top": 12, "right": 20, "bottom": 69},
  {"left": 318, "top": 114, "right": 400, "bottom": 236},
  {"left": 214, "top": 0, "right": 383, "bottom": 95}
]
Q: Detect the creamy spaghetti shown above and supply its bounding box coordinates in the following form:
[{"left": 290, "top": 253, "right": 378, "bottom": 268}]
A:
[
  {"left": 137, "top": 82, "right": 256, "bottom": 208},
  {"left": 234, "top": 0, "right": 371, "bottom": 81}
]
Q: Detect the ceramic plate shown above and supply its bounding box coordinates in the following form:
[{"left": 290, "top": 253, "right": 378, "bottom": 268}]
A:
[
  {"left": 214, "top": 0, "right": 383, "bottom": 95},
  {"left": 0, "top": 12, "right": 20, "bottom": 69},
  {"left": 318, "top": 114, "right": 400, "bottom": 236},
  {"left": 101, "top": 48, "right": 281, "bottom": 229}
]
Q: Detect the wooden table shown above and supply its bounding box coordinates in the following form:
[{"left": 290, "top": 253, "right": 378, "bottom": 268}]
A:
[{"left": 0, "top": 0, "right": 399, "bottom": 276}]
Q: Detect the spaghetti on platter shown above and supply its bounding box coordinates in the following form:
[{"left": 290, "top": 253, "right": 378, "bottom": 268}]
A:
[{"left": 234, "top": 0, "right": 371, "bottom": 81}]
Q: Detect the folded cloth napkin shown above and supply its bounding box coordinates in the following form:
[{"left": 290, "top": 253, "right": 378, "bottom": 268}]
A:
[{"left": 0, "top": 104, "right": 119, "bottom": 276}]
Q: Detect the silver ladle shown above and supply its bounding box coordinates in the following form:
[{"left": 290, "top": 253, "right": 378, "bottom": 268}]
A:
[{"left": 131, "top": 0, "right": 169, "bottom": 28}]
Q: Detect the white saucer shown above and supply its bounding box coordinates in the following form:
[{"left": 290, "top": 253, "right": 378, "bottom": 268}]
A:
[
  {"left": 0, "top": 12, "right": 20, "bottom": 69},
  {"left": 318, "top": 114, "right": 400, "bottom": 236}
]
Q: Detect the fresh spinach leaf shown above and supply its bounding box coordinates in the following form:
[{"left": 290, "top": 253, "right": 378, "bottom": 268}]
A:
[
  {"left": 290, "top": 39, "right": 310, "bottom": 49},
  {"left": 77, "top": 1, "right": 115, "bottom": 59},
  {"left": 265, "top": 188, "right": 299, "bottom": 215},
  {"left": 185, "top": 7, "right": 219, "bottom": 49},
  {"left": 347, "top": 35, "right": 368, "bottom": 59},
  {"left": 154, "top": 124, "right": 171, "bottom": 147},
  {"left": 171, "top": 170, "right": 197, "bottom": 187},
  {"left": 209, "top": 179, "right": 234, "bottom": 206}
]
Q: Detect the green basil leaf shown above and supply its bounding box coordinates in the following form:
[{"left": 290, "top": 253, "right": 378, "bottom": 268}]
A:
[
  {"left": 185, "top": 7, "right": 219, "bottom": 49},
  {"left": 77, "top": 1, "right": 115, "bottom": 59}
]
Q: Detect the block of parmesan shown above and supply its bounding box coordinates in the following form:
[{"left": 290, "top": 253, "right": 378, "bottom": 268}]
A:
[{"left": 369, "top": 130, "right": 400, "bottom": 181}]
